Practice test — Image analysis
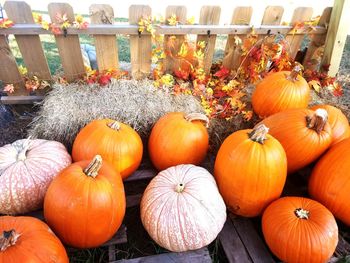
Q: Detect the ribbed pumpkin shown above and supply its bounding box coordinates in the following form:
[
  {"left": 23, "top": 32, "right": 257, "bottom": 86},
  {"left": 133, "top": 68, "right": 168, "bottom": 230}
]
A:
[
  {"left": 261, "top": 108, "right": 332, "bottom": 173},
  {"left": 214, "top": 124, "right": 287, "bottom": 217},
  {"left": 0, "top": 139, "right": 71, "bottom": 215},
  {"left": 0, "top": 216, "right": 68, "bottom": 263},
  {"left": 141, "top": 164, "right": 226, "bottom": 252},
  {"left": 262, "top": 197, "right": 338, "bottom": 263},
  {"left": 252, "top": 64, "right": 310, "bottom": 118},
  {"left": 309, "top": 138, "right": 350, "bottom": 225},
  {"left": 310, "top": 104, "right": 350, "bottom": 145},
  {"left": 148, "top": 112, "right": 209, "bottom": 171},
  {"left": 72, "top": 119, "right": 143, "bottom": 179},
  {"left": 44, "top": 155, "right": 126, "bottom": 248}
]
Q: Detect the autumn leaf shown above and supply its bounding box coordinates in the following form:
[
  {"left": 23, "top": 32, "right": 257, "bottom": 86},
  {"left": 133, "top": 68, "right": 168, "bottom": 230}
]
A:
[
  {"left": 3, "top": 84, "right": 14, "bottom": 93},
  {"left": 178, "top": 43, "right": 189, "bottom": 58},
  {"left": 234, "top": 36, "right": 242, "bottom": 46},
  {"left": 214, "top": 67, "right": 230, "bottom": 80},
  {"left": 309, "top": 80, "right": 321, "bottom": 93},
  {"left": 186, "top": 16, "right": 195, "bottom": 25},
  {"left": 0, "top": 18, "right": 14, "bottom": 28},
  {"left": 168, "top": 14, "right": 178, "bottom": 26}
]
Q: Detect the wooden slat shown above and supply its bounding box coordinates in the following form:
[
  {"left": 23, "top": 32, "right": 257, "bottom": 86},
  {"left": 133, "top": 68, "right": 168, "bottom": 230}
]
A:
[
  {"left": 223, "top": 7, "right": 253, "bottom": 70},
  {"left": 129, "top": 5, "right": 152, "bottom": 79},
  {"left": 0, "top": 95, "right": 44, "bottom": 104},
  {"left": 48, "top": 3, "right": 85, "bottom": 82},
  {"left": 303, "top": 7, "right": 332, "bottom": 69},
  {"left": 90, "top": 4, "right": 118, "bottom": 70},
  {"left": 126, "top": 194, "right": 142, "bottom": 208},
  {"left": 196, "top": 6, "right": 221, "bottom": 73},
  {"left": 164, "top": 6, "right": 187, "bottom": 72},
  {"left": 4, "top": 1, "right": 51, "bottom": 83},
  {"left": 258, "top": 6, "right": 284, "bottom": 42},
  {"left": 124, "top": 169, "right": 157, "bottom": 182},
  {"left": 114, "top": 247, "right": 211, "bottom": 263},
  {"left": 322, "top": 0, "right": 350, "bottom": 76},
  {"left": 285, "top": 7, "right": 313, "bottom": 59}
]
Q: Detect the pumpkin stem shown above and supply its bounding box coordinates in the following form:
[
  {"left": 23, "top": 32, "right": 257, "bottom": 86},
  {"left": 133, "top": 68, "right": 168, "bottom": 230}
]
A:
[
  {"left": 84, "top": 155, "right": 103, "bottom": 178},
  {"left": 184, "top": 113, "right": 209, "bottom": 128},
  {"left": 294, "top": 208, "right": 310, "bottom": 219},
  {"left": 175, "top": 183, "right": 185, "bottom": 193},
  {"left": 16, "top": 137, "right": 32, "bottom": 161},
  {"left": 0, "top": 229, "right": 21, "bottom": 252},
  {"left": 107, "top": 121, "right": 121, "bottom": 131},
  {"left": 248, "top": 124, "right": 269, "bottom": 144},
  {"left": 306, "top": 108, "right": 328, "bottom": 134},
  {"left": 287, "top": 63, "right": 303, "bottom": 81}
]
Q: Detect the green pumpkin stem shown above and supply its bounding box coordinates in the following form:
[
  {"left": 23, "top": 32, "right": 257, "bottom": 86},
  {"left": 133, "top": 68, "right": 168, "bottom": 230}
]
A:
[
  {"left": 294, "top": 208, "right": 310, "bottom": 219},
  {"left": 175, "top": 183, "right": 185, "bottom": 193},
  {"left": 107, "top": 121, "right": 121, "bottom": 131},
  {"left": 287, "top": 63, "right": 303, "bottom": 81},
  {"left": 306, "top": 108, "right": 328, "bottom": 134},
  {"left": 248, "top": 124, "right": 269, "bottom": 144},
  {"left": 84, "top": 155, "right": 103, "bottom": 178},
  {"left": 0, "top": 229, "right": 20, "bottom": 252},
  {"left": 184, "top": 113, "right": 209, "bottom": 128},
  {"left": 16, "top": 138, "right": 32, "bottom": 161}
]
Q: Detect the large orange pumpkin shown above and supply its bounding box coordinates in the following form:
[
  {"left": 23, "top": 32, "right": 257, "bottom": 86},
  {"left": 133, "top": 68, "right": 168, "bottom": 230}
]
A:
[
  {"left": 262, "top": 197, "right": 338, "bottom": 263},
  {"left": 310, "top": 104, "right": 350, "bottom": 146},
  {"left": 309, "top": 138, "right": 350, "bottom": 225},
  {"left": 261, "top": 108, "right": 332, "bottom": 173},
  {"left": 0, "top": 216, "right": 68, "bottom": 263},
  {"left": 44, "top": 155, "right": 126, "bottom": 248},
  {"left": 252, "top": 64, "right": 310, "bottom": 118},
  {"left": 214, "top": 124, "right": 287, "bottom": 217},
  {"left": 72, "top": 119, "right": 143, "bottom": 179},
  {"left": 148, "top": 112, "right": 209, "bottom": 171}
]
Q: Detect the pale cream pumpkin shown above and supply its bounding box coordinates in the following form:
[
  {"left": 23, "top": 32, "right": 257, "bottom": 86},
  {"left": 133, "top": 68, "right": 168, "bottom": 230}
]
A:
[
  {"left": 0, "top": 139, "right": 71, "bottom": 215},
  {"left": 140, "top": 164, "right": 226, "bottom": 252}
]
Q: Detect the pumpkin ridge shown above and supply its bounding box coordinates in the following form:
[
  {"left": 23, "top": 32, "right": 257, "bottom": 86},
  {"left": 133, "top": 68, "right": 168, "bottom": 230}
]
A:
[{"left": 154, "top": 193, "right": 175, "bottom": 244}]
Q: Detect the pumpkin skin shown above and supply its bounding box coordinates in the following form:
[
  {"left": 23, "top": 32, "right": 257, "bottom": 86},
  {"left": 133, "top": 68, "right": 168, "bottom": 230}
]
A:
[
  {"left": 44, "top": 155, "right": 126, "bottom": 248},
  {"left": 140, "top": 164, "right": 226, "bottom": 252},
  {"left": 0, "top": 139, "right": 71, "bottom": 215},
  {"left": 252, "top": 64, "right": 310, "bottom": 118},
  {"left": 214, "top": 124, "right": 287, "bottom": 217},
  {"left": 310, "top": 104, "right": 350, "bottom": 145},
  {"left": 0, "top": 216, "right": 68, "bottom": 263},
  {"left": 309, "top": 138, "right": 350, "bottom": 225},
  {"left": 72, "top": 119, "right": 143, "bottom": 179},
  {"left": 261, "top": 108, "right": 332, "bottom": 174},
  {"left": 148, "top": 112, "right": 209, "bottom": 171},
  {"left": 262, "top": 197, "right": 338, "bottom": 263}
]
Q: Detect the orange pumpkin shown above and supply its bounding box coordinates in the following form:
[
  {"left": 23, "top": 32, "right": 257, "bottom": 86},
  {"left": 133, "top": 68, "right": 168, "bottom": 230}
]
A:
[
  {"left": 214, "top": 124, "right": 287, "bottom": 217},
  {"left": 311, "top": 104, "right": 350, "bottom": 146},
  {"left": 0, "top": 216, "right": 68, "bottom": 263},
  {"left": 72, "top": 119, "right": 143, "bottom": 179},
  {"left": 262, "top": 196, "right": 338, "bottom": 263},
  {"left": 309, "top": 138, "right": 350, "bottom": 225},
  {"left": 148, "top": 112, "right": 209, "bottom": 171},
  {"left": 252, "top": 64, "right": 310, "bottom": 118},
  {"left": 261, "top": 108, "right": 332, "bottom": 173},
  {"left": 44, "top": 155, "right": 126, "bottom": 248}
]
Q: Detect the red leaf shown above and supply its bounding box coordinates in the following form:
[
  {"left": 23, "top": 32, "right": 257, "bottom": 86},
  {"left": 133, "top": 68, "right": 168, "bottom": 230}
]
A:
[{"left": 214, "top": 67, "right": 230, "bottom": 79}]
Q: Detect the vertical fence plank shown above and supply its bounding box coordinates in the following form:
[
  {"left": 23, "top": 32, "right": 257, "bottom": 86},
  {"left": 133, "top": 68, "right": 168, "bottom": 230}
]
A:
[
  {"left": 322, "top": 0, "right": 350, "bottom": 76},
  {"left": 259, "top": 6, "right": 284, "bottom": 41},
  {"left": 48, "top": 3, "right": 85, "bottom": 82},
  {"left": 4, "top": 1, "right": 51, "bottom": 83},
  {"left": 285, "top": 7, "right": 313, "bottom": 59},
  {"left": 0, "top": 36, "right": 26, "bottom": 95},
  {"left": 129, "top": 5, "right": 152, "bottom": 79},
  {"left": 164, "top": 6, "right": 187, "bottom": 72},
  {"left": 90, "top": 4, "right": 118, "bottom": 70},
  {"left": 196, "top": 6, "right": 221, "bottom": 74},
  {"left": 222, "top": 7, "right": 253, "bottom": 70}
]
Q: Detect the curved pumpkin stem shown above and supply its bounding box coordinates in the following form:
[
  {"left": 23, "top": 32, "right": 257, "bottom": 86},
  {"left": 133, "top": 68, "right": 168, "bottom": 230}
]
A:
[
  {"left": 16, "top": 137, "right": 32, "bottom": 161},
  {"left": 294, "top": 208, "right": 309, "bottom": 219},
  {"left": 107, "top": 121, "right": 121, "bottom": 131},
  {"left": 84, "top": 155, "right": 103, "bottom": 178},
  {"left": 306, "top": 108, "right": 328, "bottom": 134},
  {"left": 0, "top": 229, "right": 20, "bottom": 252},
  {"left": 286, "top": 63, "right": 303, "bottom": 82},
  {"left": 184, "top": 113, "right": 209, "bottom": 128},
  {"left": 175, "top": 183, "right": 185, "bottom": 193},
  {"left": 248, "top": 124, "right": 269, "bottom": 144}
]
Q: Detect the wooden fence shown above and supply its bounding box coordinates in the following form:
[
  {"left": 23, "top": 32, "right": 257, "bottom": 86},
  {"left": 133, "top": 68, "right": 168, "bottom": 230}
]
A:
[{"left": 0, "top": 0, "right": 349, "bottom": 103}]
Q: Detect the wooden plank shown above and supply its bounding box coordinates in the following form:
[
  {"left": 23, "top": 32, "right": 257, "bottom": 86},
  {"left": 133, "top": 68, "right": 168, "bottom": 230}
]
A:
[
  {"left": 0, "top": 95, "right": 44, "bottom": 104},
  {"left": 90, "top": 4, "right": 118, "bottom": 70},
  {"left": 258, "top": 6, "right": 284, "bottom": 42},
  {"left": 48, "top": 3, "right": 85, "bottom": 82},
  {"left": 303, "top": 7, "right": 332, "bottom": 69},
  {"left": 124, "top": 169, "right": 157, "bottom": 182},
  {"left": 114, "top": 247, "right": 211, "bottom": 263},
  {"left": 126, "top": 194, "right": 142, "bottom": 208},
  {"left": 322, "top": 0, "right": 350, "bottom": 76},
  {"left": 101, "top": 225, "right": 127, "bottom": 246},
  {"left": 196, "top": 6, "right": 221, "bottom": 74},
  {"left": 223, "top": 7, "right": 253, "bottom": 70},
  {"left": 285, "top": 7, "right": 313, "bottom": 59},
  {"left": 129, "top": 5, "right": 152, "bottom": 79},
  {"left": 219, "top": 218, "right": 252, "bottom": 263},
  {"left": 230, "top": 214, "right": 275, "bottom": 263},
  {"left": 4, "top": 1, "right": 51, "bottom": 84},
  {"left": 164, "top": 6, "right": 187, "bottom": 72}
]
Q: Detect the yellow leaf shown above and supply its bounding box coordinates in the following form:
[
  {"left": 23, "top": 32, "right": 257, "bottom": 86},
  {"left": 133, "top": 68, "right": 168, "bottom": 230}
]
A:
[
  {"left": 308, "top": 80, "right": 321, "bottom": 93},
  {"left": 75, "top": 15, "right": 84, "bottom": 23},
  {"left": 18, "top": 65, "right": 28, "bottom": 75},
  {"left": 186, "top": 16, "right": 195, "bottom": 25},
  {"left": 168, "top": 14, "right": 178, "bottom": 26},
  {"left": 197, "top": 41, "right": 206, "bottom": 49},
  {"left": 234, "top": 36, "right": 242, "bottom": 46},
  {"left": 178, "top": 43, "right": 188, "bottom": 58}
]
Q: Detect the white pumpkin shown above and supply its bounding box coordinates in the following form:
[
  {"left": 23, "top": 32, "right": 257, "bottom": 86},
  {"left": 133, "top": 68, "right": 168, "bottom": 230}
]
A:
[
  {"left": 140, "top": 164, "right": 226, "bottom": 252},
  {"left": 0, "top": 139, "right": 71, "bottom": 214}
]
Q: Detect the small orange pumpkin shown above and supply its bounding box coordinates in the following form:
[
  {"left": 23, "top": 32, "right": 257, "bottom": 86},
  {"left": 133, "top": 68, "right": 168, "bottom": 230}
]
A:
[{"left": 148, "top": 112, "right": 209, "bottom": 171}]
